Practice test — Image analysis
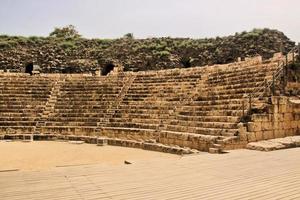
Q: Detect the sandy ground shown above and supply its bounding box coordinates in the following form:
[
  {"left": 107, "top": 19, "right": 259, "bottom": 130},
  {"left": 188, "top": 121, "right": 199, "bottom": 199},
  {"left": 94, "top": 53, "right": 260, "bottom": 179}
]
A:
[{"left": 0, "top": 140, "right": 179, "bottom": 171}]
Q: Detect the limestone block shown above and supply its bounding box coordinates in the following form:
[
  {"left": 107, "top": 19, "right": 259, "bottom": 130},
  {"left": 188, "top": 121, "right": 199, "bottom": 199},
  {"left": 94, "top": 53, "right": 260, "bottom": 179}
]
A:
[
  {"left": 283, "top": 122, "right": 292, "bottom": 129},
  {"left": 283, "top": 113, "right": 294, "bottom": 121},
  {"left": 273, "top": 129, "right": 285, "bottom": 138},
  {"left": 278, "top": 122, "right": 285, "bottom": 129},
  {"left": 272, "top": 113, "right": 284, "bottom": 122},
  {"left": 279, "top": 97, "right": 288, "bottom": 105},
  {"left": 247, "top": 133, "right": 257, "bottom": 142},
  {"left": 251, "top": 114, "right": 270, "bottom": 122},
  {"left": 286, "top": 105, "right": 294, "bottom": 113},
  {"left": 167, "top": 132, "right": 176, "bottom": 139},
  {"left": 262, "top": 130, "right": 274, "bottom": 140},
  {"left": 239, "top": 132, "right": 248, "bottom": 141},
  {"left": 179, "top": 133, "right": 189, "bottom": 141},
  {"left": 190, "top": 141, "right": 200, "bottom": 150},
  {"left": 97, "top": 137, "right": 108, "bottom": 146},
  {"left": 285, "top": 129, "right": 295, "bottom": 137},
  {"left": 168, "top": 138, "right": 175, "bottom": 144},
  {"left": 273, "top": 121, "right": 280, "bottom": 129},
  {"left": 261, "top": 122, "right": 273, "bottom": 131},
  {"left": 255, "top": 131, "right": 264, "bottom": 141},
  {"left": 297, "top": 120, "right": 300, "bottom": 128},
  {"left": 182, "top": 140, "right": 191, "bottom": 147},
  {"left": 279, "top": 105, "right": 287, "bottom": 113},
  {"left": 291, "top": 121, "right": 298, "bottom": 129},
  {"left": 247, "top": 122, "right": 262, "bottom": 132}
]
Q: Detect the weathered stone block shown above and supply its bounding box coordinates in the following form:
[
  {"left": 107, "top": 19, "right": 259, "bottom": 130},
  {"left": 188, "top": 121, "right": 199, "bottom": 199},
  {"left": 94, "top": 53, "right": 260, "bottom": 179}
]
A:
[
  {"left": 284, "top": 113, "right": 294, "bottom": 121},
  {"left": 247, "top": 122, "right": 262, "bottom": 132},
  {"left": 255, "top": 131, "right": 264, "bottom": 141},
  {"left": 274, "top": 129, "right": 285, "bottom": 138},
  {"left": 251, "top": 114, "right": 270, "bottom": 122},
  {"left": 262, "top": 130, "right": 274, "bottom": 140},
  {"left": 247, "top": 133, "right": 257, "bottom": 142},
  {"left": 285, "top": 129, "right": 296, "bottom": 136},
  {"left": 261, "top": 122, "right": 273, "bottom": 131},
  {"left": 97, "top": 137, "right": 108, "bottom": 146}
]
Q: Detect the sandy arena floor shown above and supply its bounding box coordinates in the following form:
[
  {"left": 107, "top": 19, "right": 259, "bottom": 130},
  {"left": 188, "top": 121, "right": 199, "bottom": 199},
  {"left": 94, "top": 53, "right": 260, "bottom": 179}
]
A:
[
  {"left": 0, "top": 140, "right": 179, "bottom": 171},
  {"left": 1, "top": 147, "right": 299, "bottom": 199}
]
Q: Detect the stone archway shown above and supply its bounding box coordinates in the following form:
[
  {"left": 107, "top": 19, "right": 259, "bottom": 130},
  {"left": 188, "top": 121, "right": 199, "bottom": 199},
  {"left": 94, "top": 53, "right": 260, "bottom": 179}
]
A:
[
  {"left": 25, "top": 63, "right": 34, "bottom": 75},
  {"left": 101, "top": 63, "right": 115, "bottom": 76}
]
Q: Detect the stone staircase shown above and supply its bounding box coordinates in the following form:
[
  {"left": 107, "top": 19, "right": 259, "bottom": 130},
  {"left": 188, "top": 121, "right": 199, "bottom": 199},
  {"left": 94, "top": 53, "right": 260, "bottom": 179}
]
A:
[
  {"left": 99, "top": 73, "right": 137, "bottom": 126},
  {"left": 35, "top": 76, "right": 65, "bottom": 134}
]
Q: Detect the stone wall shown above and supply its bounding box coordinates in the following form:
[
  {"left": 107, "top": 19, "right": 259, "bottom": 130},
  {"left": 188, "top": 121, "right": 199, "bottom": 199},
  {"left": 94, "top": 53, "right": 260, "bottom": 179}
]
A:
[
  {"left": 243, "top": 96, "right": 300, "bottom": 143},
  {"left": 0, "top": 28, "right": 295, "bottom": 73}
]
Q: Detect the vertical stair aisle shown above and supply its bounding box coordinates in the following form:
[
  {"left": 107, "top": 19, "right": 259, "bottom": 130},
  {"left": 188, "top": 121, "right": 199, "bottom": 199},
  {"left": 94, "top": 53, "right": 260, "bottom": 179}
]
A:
[{"left": 34, "top": 76, "right": 65, "bottom": 138}]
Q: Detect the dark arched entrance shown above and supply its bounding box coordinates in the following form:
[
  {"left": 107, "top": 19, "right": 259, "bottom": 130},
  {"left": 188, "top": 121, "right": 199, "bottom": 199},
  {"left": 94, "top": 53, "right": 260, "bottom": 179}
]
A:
[
  {"left": 101, "top": 64, "right": 115, "bottom": 76},
  {"left": 180, "top": 57, "right": 191, "bottom": 68},
  {"left": 25, "top": 63, "right": 33, "bottom": 75}
]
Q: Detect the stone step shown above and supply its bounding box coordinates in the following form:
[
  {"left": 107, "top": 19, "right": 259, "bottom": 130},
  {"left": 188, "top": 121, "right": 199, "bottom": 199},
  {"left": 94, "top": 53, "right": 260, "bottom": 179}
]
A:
[
  {"left": 178, "top": 109, "right": 243, "bottom": 117},
  {"left": 163, "top": 125, "right": 238, "bottom": 136},
  {"left": 107, "top": 122, "right": 159, "bottom": 130},
  {"left": 0, "top": 117, "right": 37, "bottom": 121},
  {"left": 40, "top": 126, "right": 98, "bottom": 135},
  {"left": 0, "top": 126, "right": 35, "bottom": 134},
  {"left": 179, "top": 103, "right": 243, "bottom": 111},
  {"left": 167, "top": 120, "right": 238, "bottom": 129},
  {"left": 176, "top": 115, "right": 240, "bottom": 123},
  {"left": 45, "top": 122, "right": 97, "bottom": 126},
  {"left": 0, "top": 121, "right": 37, "bottom": 126}
]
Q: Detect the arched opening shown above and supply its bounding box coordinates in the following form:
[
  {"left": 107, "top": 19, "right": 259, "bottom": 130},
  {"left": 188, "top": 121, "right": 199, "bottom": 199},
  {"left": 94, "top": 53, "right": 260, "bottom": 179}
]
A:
[
  {"left": 101, "top": 64, "right": 115, "bottom": 76},
  {"left": 180, "top": 57, "right": 191, "bottom": 68},
  {"left": 25, "top": 63, "right": 33, "bottom": 75}
]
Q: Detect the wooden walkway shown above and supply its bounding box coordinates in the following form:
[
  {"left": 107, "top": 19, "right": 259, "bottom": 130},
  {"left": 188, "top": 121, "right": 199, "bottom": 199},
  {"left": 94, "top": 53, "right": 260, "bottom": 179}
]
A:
[{"left": 0, "top": 148, "right": 300, "bottom": 200}]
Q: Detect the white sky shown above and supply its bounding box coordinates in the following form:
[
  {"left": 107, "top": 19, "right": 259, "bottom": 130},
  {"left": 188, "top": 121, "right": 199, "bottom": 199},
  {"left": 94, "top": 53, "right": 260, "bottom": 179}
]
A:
[{"left": 0, "top": 0, "right": 299, "bottom": 41}]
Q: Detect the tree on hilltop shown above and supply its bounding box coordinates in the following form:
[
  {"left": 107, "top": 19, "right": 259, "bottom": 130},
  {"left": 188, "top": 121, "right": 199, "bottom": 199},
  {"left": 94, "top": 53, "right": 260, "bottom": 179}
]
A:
[
  {"left": 123, "top": 33, "right": 134, "bottom": 39},
  {"left": 49, "top": 25, "right": 81, "bottom": 39}
]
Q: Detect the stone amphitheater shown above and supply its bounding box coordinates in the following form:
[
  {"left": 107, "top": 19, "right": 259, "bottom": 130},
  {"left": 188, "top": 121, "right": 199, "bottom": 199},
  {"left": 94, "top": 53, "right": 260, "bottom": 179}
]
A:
[
  {"left": 1, "top": 50, "right": 300, "bottom": 152},
  {"left": 0, "top": 46, "right": 300, "bottom": 199}
]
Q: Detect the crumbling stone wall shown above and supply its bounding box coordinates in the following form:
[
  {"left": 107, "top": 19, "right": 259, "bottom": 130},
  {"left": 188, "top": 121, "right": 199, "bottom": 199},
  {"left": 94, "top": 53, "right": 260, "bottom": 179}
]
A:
[
  {"left": 0, "top": 28, "right": 295, "bottom": 73},
  {"left": 242, "top": 96, "right": 300, "bottom": 142}
]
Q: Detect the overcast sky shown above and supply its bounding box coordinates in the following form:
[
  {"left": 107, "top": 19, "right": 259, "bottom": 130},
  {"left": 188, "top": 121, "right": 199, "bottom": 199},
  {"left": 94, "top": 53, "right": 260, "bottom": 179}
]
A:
[{"left": 0, "top": 0, "right": 299, "bottom": 41}]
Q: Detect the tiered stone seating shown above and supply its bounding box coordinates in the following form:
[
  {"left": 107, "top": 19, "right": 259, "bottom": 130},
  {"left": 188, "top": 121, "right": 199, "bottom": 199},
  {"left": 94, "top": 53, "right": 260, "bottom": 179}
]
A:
[
  {"left": 40, "top": 75, "right": 126, "bottom": 136},
  {"left": 0, "top": 74, "right": 55, "bottom": 135},
  {"left": 102, "top": 68, "right": 208, "bottom": 145},
  {"left": 166, "top": 60, "right": 280, "bottom": 138},
  {"left": 0, "top": 53, "right": 292, "bottom": 152}
]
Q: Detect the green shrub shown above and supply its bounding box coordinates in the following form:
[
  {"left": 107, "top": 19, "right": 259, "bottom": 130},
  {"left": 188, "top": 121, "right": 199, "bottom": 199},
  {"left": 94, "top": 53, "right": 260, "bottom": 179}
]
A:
[
  {"left": 28, "top": 36, "right": 44, "bottom": 43},
  {"left": 0, "top": 41, "right": 11, "bottom": 48},
  {"left": 153, "top": 50, "right": 170, "bottom": 58},
  {"left": 59, "top": 41, "right": 76, "bottom": 49},
  {"left": 123, "top": 33, "right": 134, "bottom": 39}
]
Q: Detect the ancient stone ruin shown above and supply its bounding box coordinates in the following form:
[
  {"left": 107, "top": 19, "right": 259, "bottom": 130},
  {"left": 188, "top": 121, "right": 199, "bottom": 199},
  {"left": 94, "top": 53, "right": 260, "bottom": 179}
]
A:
[{"left": 0, "top": 47, "right": 299, "bottom": 154}]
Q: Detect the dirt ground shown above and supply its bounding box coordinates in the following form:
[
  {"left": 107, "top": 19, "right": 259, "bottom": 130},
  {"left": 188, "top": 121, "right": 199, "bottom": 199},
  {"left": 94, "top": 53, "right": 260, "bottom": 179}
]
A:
[{"left": 0, "top": 141, "right": 179, "bottom": 171}]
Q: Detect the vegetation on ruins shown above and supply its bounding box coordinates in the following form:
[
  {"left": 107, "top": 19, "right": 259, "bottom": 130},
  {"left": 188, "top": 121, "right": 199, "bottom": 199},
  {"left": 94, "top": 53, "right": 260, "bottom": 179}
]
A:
[
  {"left": 0, "top": 26, "right": 295, "bottom": 73},
  {"left": 49, "top": 25, "right": 81, "bottom": 39},
  {"left": 123, "top": 33, "right": 134, "bottom": 40}
]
